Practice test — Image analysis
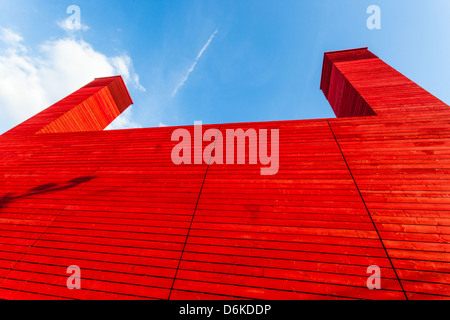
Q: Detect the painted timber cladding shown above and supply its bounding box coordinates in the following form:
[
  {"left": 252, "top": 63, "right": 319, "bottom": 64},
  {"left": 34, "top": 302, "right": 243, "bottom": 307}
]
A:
[{"left": 0, "top": 48, "right": 448, "bottom": 299}]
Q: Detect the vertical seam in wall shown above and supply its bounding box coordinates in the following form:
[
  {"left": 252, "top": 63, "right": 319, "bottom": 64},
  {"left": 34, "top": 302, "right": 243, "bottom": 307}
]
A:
[
  {"left": 168, "top": 124, "right": 221, "bottom": 299},
  {"left": 327, "top": 119, "right": 408, "bottom": 300}
]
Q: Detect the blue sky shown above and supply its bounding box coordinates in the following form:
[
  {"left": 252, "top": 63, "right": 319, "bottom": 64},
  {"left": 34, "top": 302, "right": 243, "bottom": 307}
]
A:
[{"left": 0, "top": 0, "right": 449, "bottom": 133}]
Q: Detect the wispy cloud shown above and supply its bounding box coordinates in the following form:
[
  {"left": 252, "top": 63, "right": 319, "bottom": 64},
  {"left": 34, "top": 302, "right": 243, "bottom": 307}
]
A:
[
  {"left": 57, "top": 18, "right": 90, "bottom": 32},
  {"left": 171, "top": 29, "right": 218, "bottom": 97},
  {"left": 106, "top": 108, "right": 142, "bottom": 130}
]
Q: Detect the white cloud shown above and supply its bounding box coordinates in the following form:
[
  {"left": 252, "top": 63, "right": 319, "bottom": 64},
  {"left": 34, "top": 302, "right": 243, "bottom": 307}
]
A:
[
  {"left": 171, "top": 29, "right": 218, "bottom": 97},
  {"left": 0, "top": 28, "right": 145, "bottom": 133},
  {"left": 0, "top": 28, "right": 26, "bottom": 50},
  {"left": 57, "top": 18, "right": 90, "bottom": 32},
  {"left": 110, "top": 55, "right": 146, "bottom": 92},
  {"left": 105, "top": 107, "right": 142, "bottom": 130},
  {"left": 158, "top": 122, "right": 167, "bottom": 127}
]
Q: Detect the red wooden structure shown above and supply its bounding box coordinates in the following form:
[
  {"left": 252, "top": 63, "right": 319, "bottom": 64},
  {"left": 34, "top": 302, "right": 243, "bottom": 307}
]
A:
[{"left": 0, "top": 48, "right": 448, "bottom": 299}]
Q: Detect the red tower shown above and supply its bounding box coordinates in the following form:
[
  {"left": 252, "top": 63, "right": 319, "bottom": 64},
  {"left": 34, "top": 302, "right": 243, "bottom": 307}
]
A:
[{"left": 0, "top": 48, "right": 448, "bottom": 300}]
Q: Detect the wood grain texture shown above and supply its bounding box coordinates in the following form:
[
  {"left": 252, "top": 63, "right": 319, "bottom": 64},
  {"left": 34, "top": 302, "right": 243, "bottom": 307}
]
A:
[{"left": 0, "top": 49, "right": 448, "bottom": 300}]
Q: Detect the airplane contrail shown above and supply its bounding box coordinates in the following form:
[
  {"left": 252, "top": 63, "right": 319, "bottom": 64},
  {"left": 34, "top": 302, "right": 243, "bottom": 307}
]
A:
[{"left": 172, "top": 29, "right": 218, "bottom": 97}]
